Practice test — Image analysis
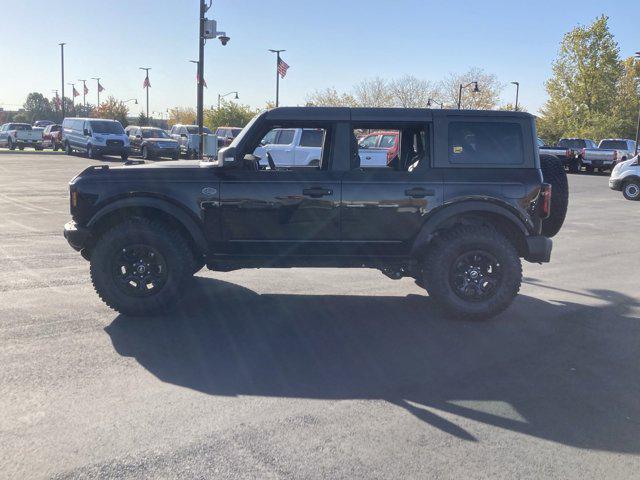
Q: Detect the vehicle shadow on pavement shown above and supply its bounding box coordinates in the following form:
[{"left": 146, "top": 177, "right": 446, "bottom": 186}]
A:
[{"left": 105, "top": 278, "right": 640, "bottom": 453}]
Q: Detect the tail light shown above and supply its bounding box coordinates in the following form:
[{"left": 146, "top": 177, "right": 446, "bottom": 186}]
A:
[
  {"left": 539, "top": 183, "right": 552, "bottom": 219},
  {"left": 613, "top": 150, "right": 618, "bottom": 161}
]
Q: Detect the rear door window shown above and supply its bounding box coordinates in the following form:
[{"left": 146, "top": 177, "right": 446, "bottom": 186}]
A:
[{"left": 448, "top": 121, "right": 524, "bottom": 165}]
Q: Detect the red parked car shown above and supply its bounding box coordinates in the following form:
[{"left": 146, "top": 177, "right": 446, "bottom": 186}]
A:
[
  {"left": 42, "top": 124, "right": 63, "bottom": 151},
  {"left": 357, "top": 130, "right": 399, "bottom": 166}
]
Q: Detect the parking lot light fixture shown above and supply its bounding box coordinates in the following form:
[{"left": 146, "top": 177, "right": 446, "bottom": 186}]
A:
[
  {"left": 511, "top": 82, "right": 520, "bottom": 111},
  {"left": 123, "top": 99, "right": 138, "bottom": 105},
  {"left": 427, "top": 98, "right": 444, "bottom": 109},
  {"left": 217, "top": 91, "right": 239, "bottom": 109},
  {"left": 458, "top": 81, "right": 479, "bottom": 109}
]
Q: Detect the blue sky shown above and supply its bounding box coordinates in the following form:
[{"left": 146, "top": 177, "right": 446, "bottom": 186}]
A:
[{"left": 0, "top": 0, "right": 637, "bottom": 116}]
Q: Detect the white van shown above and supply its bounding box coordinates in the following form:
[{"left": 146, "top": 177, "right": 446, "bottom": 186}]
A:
[
  {"left": 610, "top": 156, "right": 640, "bottom": 200},
  {"left": 62, "top": 118, "right": 130, "bottom": 160}
]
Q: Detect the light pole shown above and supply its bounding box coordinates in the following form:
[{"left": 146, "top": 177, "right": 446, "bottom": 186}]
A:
[
  {"left": 511, "top": 81, "right": 520, "bottom": 111},
  {"left": 59, "top": 43, "right": 66, "bottom": 119},
  {"left": 457, "top": 81, "right": 480, "bottom": 109},
  {"left": 92, "top": 77, "right": 101, "bottom": 106},
  {"left": 78, "top": 79, "right": 87, "bottom": 108},
  {"left": 139, "top": 67, "right": 151, "bottom": 120},
  {"left": 635, "top": 52, "right": 640, "bottom": 156},
  {"left": 268, "top": 49, "right": 285, "bottom": 107},
  {"left": 217, "top": 91, "right": 239, "bottom": 109},
  {"left": 427, "top": 98, "right": 444, "bottom": 109},
  {"left": 196, "top": 0, "right": 229, "bottom": 158}
]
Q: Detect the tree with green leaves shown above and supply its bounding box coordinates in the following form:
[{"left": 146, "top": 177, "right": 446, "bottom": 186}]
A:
[
  {"left": 613, "top": 56, "right": 640, "bottom": 140},
  {"left": 23, "top": 92, "right": 54, "bottom": 123},
  {"left": 538, "top": 16, "right": 621, "bottom": 142},
  {"left": 92, "top": 96, "right": 129, "bottom": 127},
  {"left": 204, "top": 100, "right": 257, "bottom": 131}
]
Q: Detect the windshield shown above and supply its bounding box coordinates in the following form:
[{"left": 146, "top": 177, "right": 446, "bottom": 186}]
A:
[
  {"left": 90, "top": 121, "right": 124, "bottom": 135},
  {"left": 142, "top": 129, "right": 169, "bottom": 139},
  {"left": 186, "top": 126, "right": 212, "bottom": 134},
  {"left": 599, "top": 140, "right": 628, "bottom": 150},
  {"left": 558, "top": 139, "right": 586, "bottom": 149}
]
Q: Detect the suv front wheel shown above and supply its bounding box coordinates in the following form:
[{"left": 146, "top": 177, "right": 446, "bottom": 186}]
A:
[
  {"left": 90, "top": 218, "right": 194, "bottom": 315},
  {"left": 422, "top": 225, "right": 522, "bottom": 320}
]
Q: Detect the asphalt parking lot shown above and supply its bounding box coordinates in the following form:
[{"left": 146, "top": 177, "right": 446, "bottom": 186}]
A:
[{"left": 1, "top": 150, "right": 639, "bottom": 479}]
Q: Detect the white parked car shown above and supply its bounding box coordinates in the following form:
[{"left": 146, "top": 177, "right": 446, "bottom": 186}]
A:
[
  {"left": 0, "top": 123, "right": 44, "bottom": 150},
  {"left": 609, "top": 156, "right": 640, "bottom": 200},
  {"left": 253, "top": 128, "right": 324, "bottom": 167},
  {"left": 254, "top": 128, "right": 388, "bottom": 168}
]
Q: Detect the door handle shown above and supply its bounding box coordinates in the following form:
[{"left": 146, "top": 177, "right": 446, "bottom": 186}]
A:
[
  {"left": 405, "top": 187, "right": 435, "bottom": 198},
  {"left": 303, "top": 187, "right": 333, "bottom": 198}
]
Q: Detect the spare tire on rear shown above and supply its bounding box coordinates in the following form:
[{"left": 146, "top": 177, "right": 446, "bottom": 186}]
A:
[{"left": 540, "top": 154, "right": 568, "bottom": 237}]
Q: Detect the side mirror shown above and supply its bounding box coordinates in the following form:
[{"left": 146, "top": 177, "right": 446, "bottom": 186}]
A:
[
  {"left": 358, "top": 143, "right": 366, "bottom": 149},
  {"left": 180, "top": 133, "right": 187, "bottom": 138},
  {"left": 135, "top": 134, "right": 142, "bottom": 139},
  {"left": 218, "top": 146, "right": 236, "bottom": 164},
  {"left": 243, "top": 153, "right": 260, "bottom": 162},
  {"left": 84, "top": 129, "right": 90, "bottom": 136}
]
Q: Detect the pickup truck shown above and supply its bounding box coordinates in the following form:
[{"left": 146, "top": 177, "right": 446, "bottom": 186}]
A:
[
  {"left": 42, "top": 124, "right": 63, "bottom": 150},
  {"left": 581, "top": 138, "right": 637, "bottom": 172},
  {"left": 63, "top": 107, "right": 567, "bottom": 320},
  {"left": 538, "top": 138, "right": 594, "bottom": 173},
  {"left": 169, "top": 124, "right": 213, "bottom": 158},
  {"left": 0, "top": 123, "right": 44, "bottom": 150}
]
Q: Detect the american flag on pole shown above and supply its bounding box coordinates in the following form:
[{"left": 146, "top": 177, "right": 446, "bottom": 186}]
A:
[
  {"left": 277, "top": 57, "right": 289, "bottom": 78},
  {"left": 72, "top": 86, "right": 80, "bottom": 97},
  {"left": 97, "top": 82, "right": 104, "bottom": 93},
  {"left": 143, "top": 75, "right": 151, "bottom": 88},
  {"left": 83, "top": 84, "right": 89, "bottom": 95},
  {"left": 54, "top": 92, "right": 61, "bottom": 108},
  {"left": 196, "top": 73, "right": 207, "bottom": 88}
]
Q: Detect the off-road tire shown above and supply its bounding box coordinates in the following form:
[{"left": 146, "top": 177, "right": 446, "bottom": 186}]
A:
[
  {"left": 540, "top": 154, "right": 568, "bottom": 238},
  {"left": 623, "top": 180, "right": 640, "bottom": 201},
  {"left": 423, "top": 225, "right": 522, "bottom": 320},
  {"left": 90, "top": 218, "right": 194, "bottom": 315}
]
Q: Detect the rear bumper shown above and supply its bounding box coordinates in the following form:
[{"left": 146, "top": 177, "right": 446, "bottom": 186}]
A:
[
  {"left": 524, "top": 236, "right": 552, "bottom": 263},
  {"left": 63, "top": 221, "right": 91, "bottom": 251}
]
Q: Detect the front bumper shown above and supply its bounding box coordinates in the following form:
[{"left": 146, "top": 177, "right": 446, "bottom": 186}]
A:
[
  {"left": 94, "top": 145, "right": 131, "bottom": 156},
  {"left": 524, "top": 236, "right": 552, "bottom": 263},
  {"left": 149, "top": 145, "right": 180, "bottom": 157},
  {"left": 609, "top": 178, "right": 623, "bottom": 191},
  {"left": 63, "top": 221, "right": 91, "bottom": 252}
]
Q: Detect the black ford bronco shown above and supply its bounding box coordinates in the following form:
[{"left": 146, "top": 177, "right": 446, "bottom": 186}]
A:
[{"left": 64, "top": 107, "right": 568, "bottom": 319}]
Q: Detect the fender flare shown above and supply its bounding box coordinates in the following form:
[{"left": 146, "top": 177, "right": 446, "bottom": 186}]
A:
[
  {"left": 87, "top": 197, "right": 207, "bottom": 253},
  {"left": 411, "top": 200, "right": 531, "bottom": 255}
]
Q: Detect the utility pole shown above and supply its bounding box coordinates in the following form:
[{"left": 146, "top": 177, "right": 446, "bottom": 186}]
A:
[
  {"left": 269, "top": 49, "right": 285, "bottom": 107},
  {"left": 59, "top": 43, "right": 66, "bottom": 119},
  {"left": 92, "top": 77, "right": 101, "bottom": 106},
  {"left": 140, "top": 67, "right": 151, "bottom": 120},
  {"left": 457, "top": 81, "right": 479, "bottom": 109},
  {"left": 78, "top": 79, "right": 87, "bottom": 108}
]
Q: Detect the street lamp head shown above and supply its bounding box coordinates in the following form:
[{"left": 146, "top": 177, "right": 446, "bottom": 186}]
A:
[
  {"left": 511, "top": 81, "right": 519, "bottom": 86},
  {"left": 234, "top": 92, "right": 239, "bottom": 100},
  {"left": 472, "top": 82, "right": 480, "bottom": 93}
]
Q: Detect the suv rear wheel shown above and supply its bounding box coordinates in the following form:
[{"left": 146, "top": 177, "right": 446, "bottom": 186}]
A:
[
  {"left": 540, "top": 154, "right": 569, "bottom": 237},
  {"left": 422, "top": 225, "right": 522, "bottom": 320},
  {"left": 90, "top": 218, "right": 194, "bottom": 315}
]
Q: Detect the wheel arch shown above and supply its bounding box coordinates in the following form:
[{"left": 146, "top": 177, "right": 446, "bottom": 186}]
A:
[
  {"left": 87, "top": 197, "right": 207, "bottom": 257},
  {"left": 411, "top": 201, "right": 531, "bottom": 257}
]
